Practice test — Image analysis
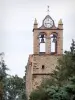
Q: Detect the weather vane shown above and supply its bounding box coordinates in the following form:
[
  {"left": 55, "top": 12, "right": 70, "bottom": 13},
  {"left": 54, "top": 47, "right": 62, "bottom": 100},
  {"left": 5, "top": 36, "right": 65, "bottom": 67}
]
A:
[{"left": 47, "top": 5, "right": 50, "bottom": 15}]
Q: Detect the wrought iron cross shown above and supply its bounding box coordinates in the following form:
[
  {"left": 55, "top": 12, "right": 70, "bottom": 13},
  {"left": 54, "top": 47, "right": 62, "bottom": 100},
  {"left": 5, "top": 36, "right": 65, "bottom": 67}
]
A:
[{"left": 47, "top": 5, "right": 50, "bottom": 15}]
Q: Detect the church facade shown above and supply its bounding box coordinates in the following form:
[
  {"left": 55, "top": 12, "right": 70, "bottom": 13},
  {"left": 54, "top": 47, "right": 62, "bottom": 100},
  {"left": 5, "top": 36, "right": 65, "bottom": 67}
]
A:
[{"left": 26, "top": 11, "right": 63, "bottom": 99}]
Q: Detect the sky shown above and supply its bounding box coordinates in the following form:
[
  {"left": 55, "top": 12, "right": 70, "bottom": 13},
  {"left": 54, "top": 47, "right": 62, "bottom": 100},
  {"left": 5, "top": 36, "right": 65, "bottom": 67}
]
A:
[{"left": 0, "top": 0, "right": 75, "bottom": 77}]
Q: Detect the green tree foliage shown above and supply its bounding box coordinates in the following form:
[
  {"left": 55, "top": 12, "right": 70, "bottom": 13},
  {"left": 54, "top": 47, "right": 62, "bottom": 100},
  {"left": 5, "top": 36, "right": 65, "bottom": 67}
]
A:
[
  {"left": 0, "top": 52, "right": 26, "bottom": 100},
  {"left": 0, "top": 52, "right": 8, "bottom": 100},
  {"left": 29, "top": 39, "right": 75, "bottom": 100},
  {"left": 6, "top": 75, "right": 26, "bottom": 100}
]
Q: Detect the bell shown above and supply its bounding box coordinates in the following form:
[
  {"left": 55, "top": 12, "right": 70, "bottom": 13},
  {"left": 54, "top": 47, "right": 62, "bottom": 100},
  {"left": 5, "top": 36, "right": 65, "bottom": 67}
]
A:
[
  {"left": 40, "top": 38, "right": 45, "bottom": 43},
  {"left": 52, "top": 34, "right": 57, "bottom": 43},
  {"left": 41, "top": 34, "right": 44, "bottom": 38},
  {"left": 52, "top": 38, "right": 56, "bottom": 43}
]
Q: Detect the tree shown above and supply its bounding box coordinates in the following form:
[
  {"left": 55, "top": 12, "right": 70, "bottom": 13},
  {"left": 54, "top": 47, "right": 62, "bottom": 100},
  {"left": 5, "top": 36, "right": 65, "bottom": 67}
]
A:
[
  {"left": 0, "top": 52, "right": 26, "bottom": 100},
  {"left": 0, "top": 52, "right": 8, "bottom": 100},
  {"left": 70, "top": 39, "right": 75, "bottom": 54},
  {"left": 6, "top": 75, "right": 26, "bottom": 100}
]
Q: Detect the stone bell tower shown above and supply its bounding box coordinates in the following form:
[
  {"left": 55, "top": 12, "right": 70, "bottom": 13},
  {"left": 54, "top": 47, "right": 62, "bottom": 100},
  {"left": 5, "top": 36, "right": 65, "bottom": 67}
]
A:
[
  {"left": 26, "top": 8, "right": 63, "bottom": 100},
  {"left": 33, "top": 17, "right": 63, "bottom": 55}
]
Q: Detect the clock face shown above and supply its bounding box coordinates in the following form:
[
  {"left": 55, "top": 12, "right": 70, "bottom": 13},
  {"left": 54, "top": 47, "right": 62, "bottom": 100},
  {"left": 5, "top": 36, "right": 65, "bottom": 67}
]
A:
[{"left": 44, "top": 17, "right": 53, "bottom": 28}]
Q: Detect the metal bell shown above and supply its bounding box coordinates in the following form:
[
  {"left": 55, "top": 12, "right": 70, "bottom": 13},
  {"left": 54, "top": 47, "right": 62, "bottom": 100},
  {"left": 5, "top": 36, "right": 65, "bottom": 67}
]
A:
[
  {"left": 40, "top": 38, "right": 45, "bottom": 43},
  {"left": 52, "top": 37, "right": 56, "bottom": 43},
  {"left": 52, "top": 34, "right": 57, "bottom": 43}
]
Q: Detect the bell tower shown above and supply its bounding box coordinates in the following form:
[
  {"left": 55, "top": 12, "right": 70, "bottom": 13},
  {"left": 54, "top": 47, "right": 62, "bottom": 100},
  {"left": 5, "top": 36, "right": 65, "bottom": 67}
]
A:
[
  {"left": 33, "top": 15, "right": 63, "bottom": 55},
  {"left": 26, "top": 7, "right": 63, "bottom": 100}
]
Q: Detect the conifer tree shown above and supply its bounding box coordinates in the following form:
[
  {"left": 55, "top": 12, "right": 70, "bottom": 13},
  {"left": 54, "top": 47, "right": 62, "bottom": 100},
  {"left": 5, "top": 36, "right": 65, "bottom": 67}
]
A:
[{"left": 0, "top": 52, "right": 8, "bottom": 100}]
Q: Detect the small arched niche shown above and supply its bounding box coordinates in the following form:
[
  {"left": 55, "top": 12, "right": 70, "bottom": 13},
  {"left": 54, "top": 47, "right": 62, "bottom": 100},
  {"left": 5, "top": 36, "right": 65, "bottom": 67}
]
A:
[
  {"left": 50, "top": 33, "right": 57, "bottom": 54},
  {"left": 39, "top": 32, "right": 46, "bottom": 54}
]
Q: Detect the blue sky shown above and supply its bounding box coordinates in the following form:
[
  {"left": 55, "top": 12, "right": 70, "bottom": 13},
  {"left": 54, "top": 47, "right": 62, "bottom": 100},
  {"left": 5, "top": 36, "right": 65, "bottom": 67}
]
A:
[{"left": 0, "top": 0, "right": 75, "bottom": 77}]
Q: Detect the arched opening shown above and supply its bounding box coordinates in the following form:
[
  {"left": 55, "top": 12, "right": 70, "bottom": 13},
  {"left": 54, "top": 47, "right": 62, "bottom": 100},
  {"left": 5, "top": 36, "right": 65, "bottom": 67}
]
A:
[
  {"left": 51, "top": 37, "right": 55, "bottom": 52},
  {"left": 50, "top": 33, "right": 57, "bottom": 54},
  {"left": 39, "top": 32, "right": 46, "bottom": 54}
]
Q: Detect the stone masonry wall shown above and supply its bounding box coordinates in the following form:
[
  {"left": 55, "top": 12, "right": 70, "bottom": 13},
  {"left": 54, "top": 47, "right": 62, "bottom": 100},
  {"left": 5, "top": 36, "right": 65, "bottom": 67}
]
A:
[{"left": 32, "top": 54, "right": 61, "bottom": 90}]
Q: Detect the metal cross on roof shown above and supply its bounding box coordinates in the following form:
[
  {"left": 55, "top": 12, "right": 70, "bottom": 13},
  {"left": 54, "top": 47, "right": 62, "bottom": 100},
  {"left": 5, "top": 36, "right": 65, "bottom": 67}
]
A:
[{"left": 47, "top": 5, "right": 50, "bottom": 15}]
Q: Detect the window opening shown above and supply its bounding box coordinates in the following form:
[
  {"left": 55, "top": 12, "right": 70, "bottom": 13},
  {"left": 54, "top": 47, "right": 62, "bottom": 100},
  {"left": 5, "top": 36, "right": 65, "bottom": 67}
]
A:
[
  {"left": 42, "top": 65, "right": 45, "bottom": 69},
  {"left": 50, "top": 34, "right": 57, "bottom": 53},
  {"left": 39, "top": 34, "right": 46, "bottom": 53}
]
